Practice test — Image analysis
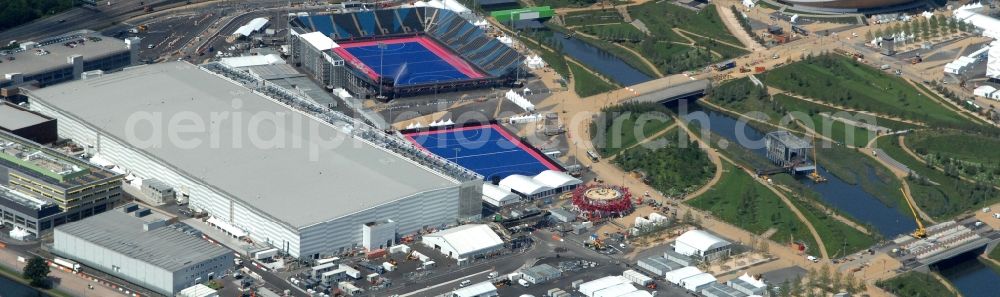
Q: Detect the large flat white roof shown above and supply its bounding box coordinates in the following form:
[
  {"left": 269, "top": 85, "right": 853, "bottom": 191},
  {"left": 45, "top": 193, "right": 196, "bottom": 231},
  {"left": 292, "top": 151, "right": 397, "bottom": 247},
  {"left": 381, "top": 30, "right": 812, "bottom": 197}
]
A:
[
  {"left": 299, "top": 32, "right": 339, "bottom": 51},
  {"left": 423, "top": 224, "right": 503, "bottom": 255},
  {"left": 27, "top": 62, "right": 457, "bottom": 228},
  {"left": 0, "top": 103, "right": 51, "bottom": 130},
  {"left": 1, "top": 33, "right": 127, "bottom": 78}
]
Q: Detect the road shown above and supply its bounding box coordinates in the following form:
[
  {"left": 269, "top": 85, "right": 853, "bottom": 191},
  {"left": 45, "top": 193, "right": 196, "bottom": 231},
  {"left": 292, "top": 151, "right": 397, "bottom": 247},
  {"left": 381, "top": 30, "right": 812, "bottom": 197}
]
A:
[
  {"left": 0, "top": 0, "right": 202, "bottom": 44},
  {"left": 0, "top": 239, "right": 124, "bottom": 297}
]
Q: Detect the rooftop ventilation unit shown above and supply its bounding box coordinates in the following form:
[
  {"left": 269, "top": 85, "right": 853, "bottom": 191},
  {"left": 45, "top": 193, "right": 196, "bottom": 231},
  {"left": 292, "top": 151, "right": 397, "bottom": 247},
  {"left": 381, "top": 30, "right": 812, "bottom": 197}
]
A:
[
  {"left": 134, "top": 208, "right": 151, "bottom": 217},
  {"left": 122, "top": 203, "right": 139, "bottom": 213}
]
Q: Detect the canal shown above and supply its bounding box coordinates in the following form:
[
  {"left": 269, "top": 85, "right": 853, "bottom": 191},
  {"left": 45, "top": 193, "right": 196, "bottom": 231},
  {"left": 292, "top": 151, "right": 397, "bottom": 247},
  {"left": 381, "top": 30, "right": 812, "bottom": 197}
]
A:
[
  {"left": 935, "top": 249, "right": 1000, "bottom": 297},
  {"left": 550, "top": 31, "right": 654, "bottom": 86},
  {"left": 0, "top": 273, "right": 47, "bottom": 297},
  {"left": 673, "top": 100, "right": 915, "bottom": 238},
  {"left": 672, "top": 100, "right": 1000, "bottom": 295}
]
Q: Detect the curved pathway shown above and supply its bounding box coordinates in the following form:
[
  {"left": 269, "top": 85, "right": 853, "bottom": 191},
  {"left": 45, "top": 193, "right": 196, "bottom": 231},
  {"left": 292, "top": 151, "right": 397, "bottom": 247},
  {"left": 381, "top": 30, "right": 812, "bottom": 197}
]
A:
[
  {"left": 863, "top": 134, "right": 938, "bottom": 224},
  {"left": 715, "top": 1, "right": 764, "bottom": 51},
  {"left": 898, "top": 134, "right": 1000, "bottom": 191},
  {"left": 769, "top": 87, "right": 928, "bottom": 127},
  {"left": 673, "top": 116, "right": 830, "bottom": 259}
]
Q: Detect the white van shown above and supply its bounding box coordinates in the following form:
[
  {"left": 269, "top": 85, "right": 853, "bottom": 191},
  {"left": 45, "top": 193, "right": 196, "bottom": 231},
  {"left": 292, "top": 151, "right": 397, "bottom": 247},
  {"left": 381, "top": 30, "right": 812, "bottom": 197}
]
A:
[{"left": 460, "top": 280, "right": 472, "bottom": 287}]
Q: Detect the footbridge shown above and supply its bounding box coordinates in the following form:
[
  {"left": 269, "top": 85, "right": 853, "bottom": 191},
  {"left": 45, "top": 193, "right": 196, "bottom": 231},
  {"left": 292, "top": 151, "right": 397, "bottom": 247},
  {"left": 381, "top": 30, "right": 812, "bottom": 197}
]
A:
[
  {"left": 893, "top": 218, "right": 1000, "bottom": 272},
  {"left": 621, "top": 75, "right": 710, "bottom": 104}
]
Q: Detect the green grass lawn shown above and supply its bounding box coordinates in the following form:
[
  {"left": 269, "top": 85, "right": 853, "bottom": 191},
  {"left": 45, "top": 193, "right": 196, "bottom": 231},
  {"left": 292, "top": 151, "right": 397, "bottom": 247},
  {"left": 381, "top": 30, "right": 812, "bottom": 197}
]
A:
[
  {"left": 877, "top": 271, "right": 958, "bottom": 297},
  {"left": 799, "top": 114, "right": 875, "bottom": 148},
  {"left": 577, "top": 23, "right": 646, "bottom": 42},
  {"left": 905, "top": 130, "right": 1000, "bottom": 186},
  {"left": 688, "top": 162, "right": 819, "bottom": 252},
  {"left": 764, "top": 54, "right": 974, "bottom": 129},
  {"left": 628, "top": 40, "right": 717, "bottom": 74},
  {"left": 590, "top": 103, "right": 673, "bottom": 156},
  {"left": 708, "top": 79, "right": 882, "bottom": 148},
  {"left": 689, "top": 35, "right": 750, "bottom": 59},
  {"left": 772, "top": 94, "right": 919, "bottom": 131},
  {"left": 754, "top": 1, "right": 781, "bottom": 10},
  {"left": 907, "top": 131, "right": 1000, "bottom": 164},
  {"left": 532, "top": 0, "right": 600, "bottom": 8},
  {"left": 629, "top": 2, "right": 741, "bottom": 44},
  {"left": 569, "top": 62, "right": 618, "bottom": 97},
  {"left": 877, "top": 135, "right": 1000, "bottom": 220},
  {"left": 615, "top": 129, "right": 714, "bottom": 196},
  {"left": 559, "top": 2, "right": 744, "bottom": 76},
  {"left": 564, "top": 9, "right": 624, "bottom": 26},
  {"left": 770, "top": 174, "right": 878, "bottom": 257}
]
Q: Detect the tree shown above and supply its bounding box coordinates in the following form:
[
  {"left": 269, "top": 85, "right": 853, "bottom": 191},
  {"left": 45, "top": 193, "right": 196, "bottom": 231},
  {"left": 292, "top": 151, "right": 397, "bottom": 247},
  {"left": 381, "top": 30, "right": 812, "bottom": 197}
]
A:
[
  {"left": 22, "top": 256, "right": 50, "bottom": 288},
  {"left": 789, "top": 275, "right": 805, "bottom": 297},
  {"left": 816, "top": 265, "right": 830, "bottom": 290},
  {"left": 844, "top": 273, "right": 860, "bottom": 294},
  {"left": 830, "top": 269, "right": 844, "bottom": 293}
]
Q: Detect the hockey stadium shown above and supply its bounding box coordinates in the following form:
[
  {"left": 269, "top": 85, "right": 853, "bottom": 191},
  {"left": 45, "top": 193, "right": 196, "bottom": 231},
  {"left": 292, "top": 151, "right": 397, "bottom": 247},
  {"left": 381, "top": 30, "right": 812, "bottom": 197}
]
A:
[{"left": 289, "top": 7, "right": 523, "bottom": 99}]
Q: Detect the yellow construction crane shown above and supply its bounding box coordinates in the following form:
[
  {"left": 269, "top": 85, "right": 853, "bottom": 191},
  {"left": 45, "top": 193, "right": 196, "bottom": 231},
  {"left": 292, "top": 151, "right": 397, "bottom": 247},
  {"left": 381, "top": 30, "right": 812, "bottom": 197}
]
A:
[
  {"left": 902, "top": 188, "right": 927, "bottom": 238},
  {"left": 808, "top": 138, "right": 826, "bottom": 183}
]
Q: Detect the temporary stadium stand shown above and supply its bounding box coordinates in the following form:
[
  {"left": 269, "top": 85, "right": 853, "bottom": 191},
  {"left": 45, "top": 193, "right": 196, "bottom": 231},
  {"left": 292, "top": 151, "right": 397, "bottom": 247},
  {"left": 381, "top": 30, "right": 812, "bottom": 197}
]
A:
[{"left": 291, "top": 7, "right": 522, "bottom": 98}]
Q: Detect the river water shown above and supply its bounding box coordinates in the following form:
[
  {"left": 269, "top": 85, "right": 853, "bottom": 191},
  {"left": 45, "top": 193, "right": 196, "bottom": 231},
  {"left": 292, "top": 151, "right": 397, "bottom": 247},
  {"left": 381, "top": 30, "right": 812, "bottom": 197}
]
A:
[
  {"left": 675, "top": 102, "right": 917, "bottom": 238},
  {"left": 550, "top": 31, "right": 654, "bottom": 86},
  {"left": 0, "top": 273, "right": 46, "bottom": 297},
  {"left": 934, "top": 249, "right": 1000, "bottom": 297},
  {"left": 667, "top": 100, "right": 1000, "bottom": 296}
]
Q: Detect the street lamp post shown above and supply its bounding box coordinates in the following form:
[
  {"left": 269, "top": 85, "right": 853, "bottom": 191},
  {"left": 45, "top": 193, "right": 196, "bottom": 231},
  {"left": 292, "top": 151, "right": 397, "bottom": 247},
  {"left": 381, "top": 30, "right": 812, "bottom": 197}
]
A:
[{"left": 378, "top": 42, "right": 387, "bottom": 100}]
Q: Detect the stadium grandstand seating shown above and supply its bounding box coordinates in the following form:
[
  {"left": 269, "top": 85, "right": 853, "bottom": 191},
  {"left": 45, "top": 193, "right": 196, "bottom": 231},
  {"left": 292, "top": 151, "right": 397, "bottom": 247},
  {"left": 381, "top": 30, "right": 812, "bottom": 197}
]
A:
[{"left": 291, "top": 7, "right": 522, "bottom": 96}]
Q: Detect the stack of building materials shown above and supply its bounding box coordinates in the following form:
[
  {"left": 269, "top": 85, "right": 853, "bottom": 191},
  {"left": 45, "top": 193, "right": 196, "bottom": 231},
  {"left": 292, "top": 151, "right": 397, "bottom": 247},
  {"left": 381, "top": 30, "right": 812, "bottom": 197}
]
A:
[{"left": 622, "top": 269, "right": 653, "bottom": 286}]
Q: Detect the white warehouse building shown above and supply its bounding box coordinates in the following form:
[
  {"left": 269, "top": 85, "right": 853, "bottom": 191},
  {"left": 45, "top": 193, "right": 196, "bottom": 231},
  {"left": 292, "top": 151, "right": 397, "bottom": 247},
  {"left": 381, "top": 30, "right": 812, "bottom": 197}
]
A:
[
  {"left": 422, "top": 224, "right": 504, "bottom": 261},
  {"left": 26, "top": 62, "right": 482, "bottom": 259},
  {"left": 674, "top": 230, "right": 732, "bottom": 260}
]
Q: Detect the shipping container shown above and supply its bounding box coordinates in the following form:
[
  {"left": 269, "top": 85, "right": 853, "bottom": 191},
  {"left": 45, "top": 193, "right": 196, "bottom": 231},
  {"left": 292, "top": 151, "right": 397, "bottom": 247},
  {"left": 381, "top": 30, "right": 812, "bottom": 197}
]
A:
[{"left": 53, "top": 258, "right": 81, "bottom": 271}]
